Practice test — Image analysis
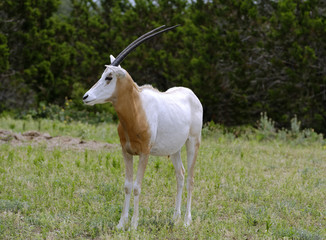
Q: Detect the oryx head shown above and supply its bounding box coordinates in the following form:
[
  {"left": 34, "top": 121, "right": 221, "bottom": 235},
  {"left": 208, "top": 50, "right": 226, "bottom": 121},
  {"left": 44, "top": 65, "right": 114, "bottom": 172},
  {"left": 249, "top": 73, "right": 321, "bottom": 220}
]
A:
[{"left": 83, "top": 25, "right": 179, "bottom": 105}]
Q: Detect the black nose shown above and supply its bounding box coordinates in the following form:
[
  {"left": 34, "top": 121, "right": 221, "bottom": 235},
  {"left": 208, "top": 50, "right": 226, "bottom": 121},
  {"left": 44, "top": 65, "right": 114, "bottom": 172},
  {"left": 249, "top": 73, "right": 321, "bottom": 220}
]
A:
[{"left": 83, "top": 94, "right": 88, "bottom": 100}]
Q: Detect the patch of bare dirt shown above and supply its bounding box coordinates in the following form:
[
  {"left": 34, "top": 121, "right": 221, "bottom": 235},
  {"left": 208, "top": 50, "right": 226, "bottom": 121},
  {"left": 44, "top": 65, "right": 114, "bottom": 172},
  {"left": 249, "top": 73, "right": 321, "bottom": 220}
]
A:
[{"left": 0, "top": 129, "right": 117, "bottom": 151}]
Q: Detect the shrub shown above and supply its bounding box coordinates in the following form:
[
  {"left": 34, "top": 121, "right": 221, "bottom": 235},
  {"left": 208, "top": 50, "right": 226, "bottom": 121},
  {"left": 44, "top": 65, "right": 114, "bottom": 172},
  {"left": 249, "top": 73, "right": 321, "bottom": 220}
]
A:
[
  {"left": 256, "top": 112, "right": 324, "bottom": 144},
  {"left": 203, "top": 112, "right": 324, "bottom": 145}
]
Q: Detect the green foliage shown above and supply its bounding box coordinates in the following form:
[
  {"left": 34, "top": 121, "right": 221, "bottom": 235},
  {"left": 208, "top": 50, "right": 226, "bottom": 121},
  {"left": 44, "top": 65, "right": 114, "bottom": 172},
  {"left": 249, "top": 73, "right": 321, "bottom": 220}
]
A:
[
  {"left": 0, "top": 33, "right": 9, "bottom": 73},
  {"left": 1, "top": 0, "right": 325, "bottom": 133}
]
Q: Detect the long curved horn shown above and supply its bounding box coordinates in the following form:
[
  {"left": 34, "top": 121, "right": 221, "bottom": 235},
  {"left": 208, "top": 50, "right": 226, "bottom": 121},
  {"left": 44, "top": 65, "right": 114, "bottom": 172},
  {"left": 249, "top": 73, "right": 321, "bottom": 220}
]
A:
[
  {"left": 113, "top": 25, "right": 167, "bottom": 64},
  {"left": 111, "top": 24, "right": 180, "bottom": 67}
]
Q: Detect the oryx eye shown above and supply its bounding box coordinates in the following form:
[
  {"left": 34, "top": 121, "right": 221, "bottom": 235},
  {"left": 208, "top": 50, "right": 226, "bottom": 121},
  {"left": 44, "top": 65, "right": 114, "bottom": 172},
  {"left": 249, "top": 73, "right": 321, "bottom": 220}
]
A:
[{"left": 105, "top": 76, "right": 112, "bottom": 81}]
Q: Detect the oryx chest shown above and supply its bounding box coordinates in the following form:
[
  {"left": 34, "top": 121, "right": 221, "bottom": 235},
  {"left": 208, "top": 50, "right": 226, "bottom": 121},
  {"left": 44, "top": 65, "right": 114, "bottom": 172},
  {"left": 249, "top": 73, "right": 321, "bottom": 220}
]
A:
[
  {"left": 118, "top": 123, "right": 151, "bottom": 155},
  {"left": 116, "top": 100, "right": 151, "bottom": 156}
]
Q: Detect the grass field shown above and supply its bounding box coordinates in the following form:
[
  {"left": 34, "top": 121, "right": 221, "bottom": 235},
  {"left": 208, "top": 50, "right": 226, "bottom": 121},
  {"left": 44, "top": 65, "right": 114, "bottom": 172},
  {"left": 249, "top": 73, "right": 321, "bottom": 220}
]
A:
[{"left": 0, "top": 117, "right": 325, "bottom": 239}]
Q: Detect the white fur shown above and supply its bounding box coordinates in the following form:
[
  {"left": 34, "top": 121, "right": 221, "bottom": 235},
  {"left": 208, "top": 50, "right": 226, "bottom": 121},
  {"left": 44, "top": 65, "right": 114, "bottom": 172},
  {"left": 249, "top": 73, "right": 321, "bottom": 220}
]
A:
[{"left": 140, "top": 86, "right": 202, "bottom": 156}]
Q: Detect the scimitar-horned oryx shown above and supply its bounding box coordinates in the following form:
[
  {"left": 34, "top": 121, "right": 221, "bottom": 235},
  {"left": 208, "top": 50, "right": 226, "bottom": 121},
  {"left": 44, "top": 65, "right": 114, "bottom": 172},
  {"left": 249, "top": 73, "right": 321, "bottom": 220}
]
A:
[{"left": 83, "top": 25, "right": 203, "bottom": 230}]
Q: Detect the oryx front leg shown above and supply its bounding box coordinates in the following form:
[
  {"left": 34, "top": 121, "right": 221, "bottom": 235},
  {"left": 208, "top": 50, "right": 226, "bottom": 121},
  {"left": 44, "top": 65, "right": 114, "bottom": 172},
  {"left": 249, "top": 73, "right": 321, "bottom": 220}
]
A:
[
  {"left": 171, "top": 150, "right": 185, "bottom": 222},
  {"left": 117, "top": 150, "right": 133, "bottom": 230},
  {"left": 131, "top": 154, "right": 149, "bottom": 230},
  {"left": 185, "top": 137, "right": 200, "bottom": 227}
]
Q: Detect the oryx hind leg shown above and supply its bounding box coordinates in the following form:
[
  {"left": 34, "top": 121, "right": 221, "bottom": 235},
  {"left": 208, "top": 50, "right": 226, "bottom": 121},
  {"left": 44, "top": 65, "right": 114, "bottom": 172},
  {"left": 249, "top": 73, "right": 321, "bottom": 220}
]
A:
[
  {"left": 171, "top": 150, "right": 185, "bottom": 222},
  {"left": 184, "top": 136, "right": 200, "bottom": 226}
]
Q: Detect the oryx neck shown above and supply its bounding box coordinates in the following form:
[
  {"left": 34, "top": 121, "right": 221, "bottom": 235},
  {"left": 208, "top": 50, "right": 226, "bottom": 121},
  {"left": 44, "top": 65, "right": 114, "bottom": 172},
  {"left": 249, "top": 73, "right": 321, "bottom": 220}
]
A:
[{"left": 113, "top": 73, "right": 151, "bottom": 155}]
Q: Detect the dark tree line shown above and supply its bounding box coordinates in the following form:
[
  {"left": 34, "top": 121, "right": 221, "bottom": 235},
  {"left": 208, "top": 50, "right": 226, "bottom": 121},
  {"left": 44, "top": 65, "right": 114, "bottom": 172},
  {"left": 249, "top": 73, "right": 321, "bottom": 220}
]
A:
[{"left": 1, "top": 0, "right": 325, "bottom": 132}]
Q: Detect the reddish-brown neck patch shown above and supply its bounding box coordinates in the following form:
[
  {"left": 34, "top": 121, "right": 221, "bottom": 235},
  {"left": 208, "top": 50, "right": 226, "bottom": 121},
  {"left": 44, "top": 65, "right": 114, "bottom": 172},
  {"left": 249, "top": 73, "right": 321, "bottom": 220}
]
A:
[{"left": 114, "top": 72, "right": 151, "bottom": 155}]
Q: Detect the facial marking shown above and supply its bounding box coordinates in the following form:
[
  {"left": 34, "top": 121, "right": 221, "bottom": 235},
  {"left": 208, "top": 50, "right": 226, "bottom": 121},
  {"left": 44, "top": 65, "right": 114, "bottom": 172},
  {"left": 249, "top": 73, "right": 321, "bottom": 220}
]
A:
[{"left": 105, "top": 73, "right": 113, "bottom": 83}]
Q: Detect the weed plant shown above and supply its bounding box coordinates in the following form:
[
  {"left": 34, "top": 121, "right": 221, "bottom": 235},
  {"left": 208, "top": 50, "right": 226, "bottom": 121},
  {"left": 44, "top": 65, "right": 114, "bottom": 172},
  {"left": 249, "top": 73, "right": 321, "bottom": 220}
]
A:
[{"left": 255, "top": 113, "right": 324, "bottom": 145}]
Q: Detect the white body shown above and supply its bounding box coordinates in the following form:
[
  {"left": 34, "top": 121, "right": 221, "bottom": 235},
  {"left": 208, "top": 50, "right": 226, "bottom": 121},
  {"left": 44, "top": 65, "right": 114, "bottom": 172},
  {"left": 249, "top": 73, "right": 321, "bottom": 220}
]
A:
[
  {"left": 140, "top": 86, "right": 202, "bottom": 156},
  {"left": 83, "top": 56, "right": 203, "bottom": 229}
]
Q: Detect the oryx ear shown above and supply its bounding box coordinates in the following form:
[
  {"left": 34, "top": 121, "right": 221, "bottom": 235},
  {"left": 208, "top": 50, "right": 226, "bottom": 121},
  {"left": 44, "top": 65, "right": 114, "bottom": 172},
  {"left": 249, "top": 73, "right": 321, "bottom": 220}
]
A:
[
  {"left": 110, "top": 55, "right": 115, "bottom": 64},
  {"left": 114, "top": 67, "right": 126, "bottom": 78},
  {"left": 106, "top": 65, "right": 126, "bottom": 78},
  {"left": 110, "top": 55, "right": 121, "bottom": 68}
]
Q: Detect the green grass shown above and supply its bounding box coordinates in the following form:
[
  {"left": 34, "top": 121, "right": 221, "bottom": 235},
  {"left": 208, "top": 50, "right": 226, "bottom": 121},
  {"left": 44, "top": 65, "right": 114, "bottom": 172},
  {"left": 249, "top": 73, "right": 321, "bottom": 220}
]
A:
[{"left": 0, "top": 117, "right": 325, "bottom": 239}]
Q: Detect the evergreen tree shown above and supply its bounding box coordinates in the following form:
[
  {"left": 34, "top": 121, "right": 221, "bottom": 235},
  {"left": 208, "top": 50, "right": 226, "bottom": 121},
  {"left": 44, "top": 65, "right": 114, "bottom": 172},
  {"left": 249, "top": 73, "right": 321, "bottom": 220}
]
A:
[{"left": 0, "top": 0, "right": 325, "bottom": 132}]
